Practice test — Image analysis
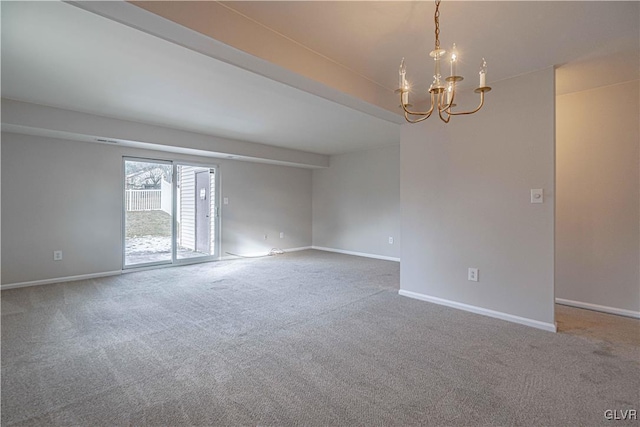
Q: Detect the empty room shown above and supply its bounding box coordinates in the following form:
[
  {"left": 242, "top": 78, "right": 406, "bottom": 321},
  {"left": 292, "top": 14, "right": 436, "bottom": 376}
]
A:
[{"left": 1, "top": 1, "right": 639, "bottom": 426}]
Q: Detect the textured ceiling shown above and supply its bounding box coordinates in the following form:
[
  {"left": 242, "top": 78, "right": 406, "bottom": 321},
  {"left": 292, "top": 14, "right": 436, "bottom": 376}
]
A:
[{"left": 221, "top": 1, "right": 639, "bottom": 95}]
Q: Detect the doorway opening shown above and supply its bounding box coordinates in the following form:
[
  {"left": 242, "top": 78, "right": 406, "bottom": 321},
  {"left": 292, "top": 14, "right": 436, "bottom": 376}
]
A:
[{"left": 176, "top": 165, "right": 218, "bottom": 261}]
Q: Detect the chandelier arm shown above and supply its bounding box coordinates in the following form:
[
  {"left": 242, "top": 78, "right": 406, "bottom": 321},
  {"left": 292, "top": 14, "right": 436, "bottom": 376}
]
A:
[
  {"left": 400, "top": 91, "right": 436, "bottom": 117},
  {"left": 447, "top": 91, "right": 486, "bottom": 116},
  {"left": 402, "top": 104, "right": 435, "bottom": 117},
  {"left": 438, "top": 88, "right": 455, "bottom": 113},
  {"left": 404, "top": 111, "right": 431, "bottom": 124},
  {"left": 402, "top": 103, "right": 434, "bottom": 117},
  {"left": 438, "top": 101, "right": 451, "bottom": 123}
]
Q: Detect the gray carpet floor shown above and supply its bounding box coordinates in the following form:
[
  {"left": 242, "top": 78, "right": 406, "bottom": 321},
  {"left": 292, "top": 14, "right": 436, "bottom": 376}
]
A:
[{"left": 1, "top": 250, "right": 639, "bottom": 426}]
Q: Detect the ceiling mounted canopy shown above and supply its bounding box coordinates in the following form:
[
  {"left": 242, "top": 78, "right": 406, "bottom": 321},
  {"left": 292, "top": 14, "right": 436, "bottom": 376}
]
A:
[{"left": 398, "top": 0, "right": 491, "bottom": 124}]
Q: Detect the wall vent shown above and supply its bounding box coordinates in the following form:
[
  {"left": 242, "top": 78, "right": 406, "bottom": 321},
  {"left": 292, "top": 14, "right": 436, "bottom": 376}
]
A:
[{"left": 95, "top": 138, "right": 119, "bottom": 144}]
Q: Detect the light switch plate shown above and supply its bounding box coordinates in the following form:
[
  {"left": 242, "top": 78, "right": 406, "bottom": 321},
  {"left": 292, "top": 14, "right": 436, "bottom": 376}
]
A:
[
  {"left": 223, "top": 197, "right": 229, "bottom": 205},
  {"left": 531, "top": 189, "right": 543, "bottom": 204}
]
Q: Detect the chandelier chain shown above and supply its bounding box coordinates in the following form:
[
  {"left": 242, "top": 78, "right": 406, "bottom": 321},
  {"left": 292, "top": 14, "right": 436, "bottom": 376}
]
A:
[{"left": 434, "top": 0, "right": 441, "bottom": 50}]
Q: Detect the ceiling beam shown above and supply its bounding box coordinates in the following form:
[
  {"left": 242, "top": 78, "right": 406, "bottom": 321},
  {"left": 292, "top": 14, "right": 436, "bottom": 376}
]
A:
[
  {"left": 2, "top": 99, "right": 330, "bottom": 169},
  {"left": 67, "top": 1, "right": 404, "bottom": 125}
]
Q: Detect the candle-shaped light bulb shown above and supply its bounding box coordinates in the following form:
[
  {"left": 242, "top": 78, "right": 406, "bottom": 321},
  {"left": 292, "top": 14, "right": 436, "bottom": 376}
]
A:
[
  {"left": 402, "top": 80, "right": 409, "bottom": 106},
  {"left": 399, "top": 58, "right": 406, "bottom": 89},
  {"left": 450, "top": 43, "right": 458, "bottom": 77},
  {"left": 479, "top": 58, "right": 487, "bottom": 88}
]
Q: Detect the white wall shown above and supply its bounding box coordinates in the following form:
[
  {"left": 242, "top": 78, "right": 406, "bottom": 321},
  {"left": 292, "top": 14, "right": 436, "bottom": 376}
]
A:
[
  {"left": 1, "top": 132, "right": 312, "bottom": 285},
  {"left": 222, "top": 160, "right": 312, "bottom": 256},
  {"left": 312, "top": 145, "right": 400, "bottom": 259},
  {"left": 556, "top": 80, "right": 640, "bottom": 315},
  {"left": 400, "top": 68, "right": 556, "bottom": 329}
]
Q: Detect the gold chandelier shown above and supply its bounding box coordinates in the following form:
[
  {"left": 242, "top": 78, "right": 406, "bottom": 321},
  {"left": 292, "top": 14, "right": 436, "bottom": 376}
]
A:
[{"left": 397, "top": 0, "right": 491, "bottom": 123}]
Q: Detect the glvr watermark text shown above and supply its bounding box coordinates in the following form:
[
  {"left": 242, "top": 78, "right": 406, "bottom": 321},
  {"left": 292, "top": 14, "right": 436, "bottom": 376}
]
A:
[{"left": 604, "top": 409, "right": 637, "bottom": 421}]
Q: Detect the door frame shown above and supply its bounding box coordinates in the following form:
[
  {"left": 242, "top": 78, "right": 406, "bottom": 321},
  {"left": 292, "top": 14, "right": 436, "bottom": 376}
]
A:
[{"left": 122, "top": 157, "right": 221, "bottom": 269}]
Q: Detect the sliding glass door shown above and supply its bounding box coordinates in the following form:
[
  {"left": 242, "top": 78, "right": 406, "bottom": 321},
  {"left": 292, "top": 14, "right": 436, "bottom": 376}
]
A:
[{"left": 123, "top": 158, "right": 219, "bottom": 268}]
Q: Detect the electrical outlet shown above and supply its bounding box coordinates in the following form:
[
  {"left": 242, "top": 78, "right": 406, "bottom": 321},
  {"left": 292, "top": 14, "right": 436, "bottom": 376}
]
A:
[
  {"left": 280, "top": 232, "right": 284, "bottom": 239},
  {"left": 468, "top": 268, "right": 479, "bottom": 282},
  {"left": 223, "top": 197, "right": 229, "bottom": 205},
  {"left": 388, "top": 237, "right": 394, "bottom": 244},
  {"left": 53, "top": 250, "right": 63, "bottom": 261}
]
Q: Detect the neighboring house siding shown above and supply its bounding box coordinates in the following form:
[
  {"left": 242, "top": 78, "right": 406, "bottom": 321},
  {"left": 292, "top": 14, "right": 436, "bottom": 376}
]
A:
[
  {"left": 180, "top": 166, "right": 196, "bottom": 251},
  {"left": 178, "top": 166, "right": 216, "bottom": 253}
]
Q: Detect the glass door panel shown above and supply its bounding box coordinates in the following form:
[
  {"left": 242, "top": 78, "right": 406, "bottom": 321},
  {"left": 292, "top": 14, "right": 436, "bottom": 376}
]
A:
[{"left": 124, "top": 159, "right": 173, "bottom": 267}]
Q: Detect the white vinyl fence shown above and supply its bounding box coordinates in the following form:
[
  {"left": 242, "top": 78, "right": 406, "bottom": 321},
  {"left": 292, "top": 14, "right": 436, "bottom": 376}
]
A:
[{"left": 126, "top": 189, "right": 161, "bottom": 211}]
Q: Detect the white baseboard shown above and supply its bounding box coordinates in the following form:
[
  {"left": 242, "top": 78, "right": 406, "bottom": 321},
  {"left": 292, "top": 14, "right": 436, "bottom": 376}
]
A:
[
  {"left": 1, "top": 270, "right": 122, "bottom": 290},
  {"left": 399, "top": 289, "right": 557, "bottom": 332},
  {"left": 285, "top": 246, "right": 312, "bottom": 253},
  {"left": 555, "top": 298, "right": 640, "bottom": 319},
  {"left": 311, "top": 246, "right": 400, "bottom": 262}
]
